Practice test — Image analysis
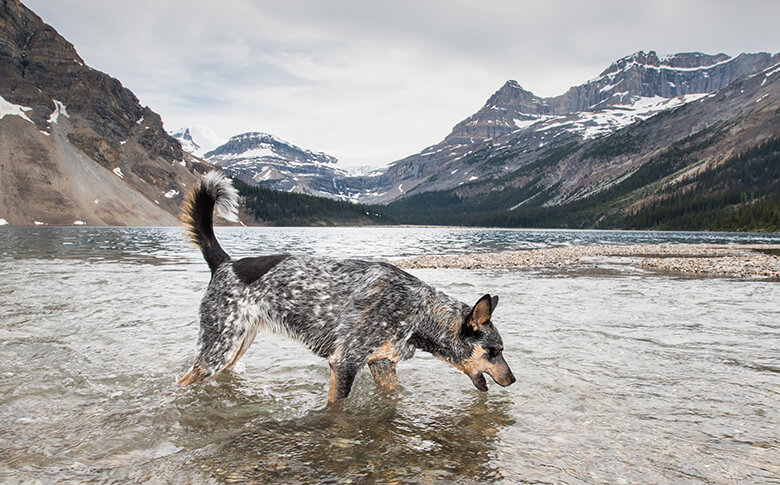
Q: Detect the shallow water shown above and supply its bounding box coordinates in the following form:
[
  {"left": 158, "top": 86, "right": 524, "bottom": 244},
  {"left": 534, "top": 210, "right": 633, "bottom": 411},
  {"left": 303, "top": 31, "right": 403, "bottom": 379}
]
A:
[{"left": 0, "top": 227, "right": 778, "bottom": 483}]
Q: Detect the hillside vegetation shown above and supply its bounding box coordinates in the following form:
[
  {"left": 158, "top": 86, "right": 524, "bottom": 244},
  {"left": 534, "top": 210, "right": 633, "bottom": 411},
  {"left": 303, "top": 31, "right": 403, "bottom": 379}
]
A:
[
  {"left": 377, "top": 136, "right": 780, "bottom": 232},
  {"left": 234, "top": 178, "right": 391, "bottom": 226}
]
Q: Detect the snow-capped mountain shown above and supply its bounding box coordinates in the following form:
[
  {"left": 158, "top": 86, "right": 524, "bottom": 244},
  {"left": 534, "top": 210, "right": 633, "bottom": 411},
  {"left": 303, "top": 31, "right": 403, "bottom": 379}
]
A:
[
  {"left": 446, "top": 51, "right": 773, "bottom": 143},
  {"left": 169, "top": 126, "right": 225, "bottom": 157},
  {"left": 203, "top": 132, "right": 354, "bottom": 198},
  {"left": 381, "top": 59, "right": 780, "bottom": 229},
  {"left": 170, "top": 127, "right": 200, "bottom": 155},
  {"left": 356, "top": 50, "right": 778, "bottom": 204},
  {"left": 186, "top": 50, "right": 777, "bottom": 214},
  {"left": 196, "top": 51, "right": 777, "bottom": 207}
]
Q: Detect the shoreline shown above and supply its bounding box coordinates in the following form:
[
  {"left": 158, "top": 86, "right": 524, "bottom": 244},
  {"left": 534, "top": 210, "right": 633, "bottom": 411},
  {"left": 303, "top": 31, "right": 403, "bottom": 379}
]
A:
[{"left": 394, "top": 243, "right": 780, "bottom": 280}]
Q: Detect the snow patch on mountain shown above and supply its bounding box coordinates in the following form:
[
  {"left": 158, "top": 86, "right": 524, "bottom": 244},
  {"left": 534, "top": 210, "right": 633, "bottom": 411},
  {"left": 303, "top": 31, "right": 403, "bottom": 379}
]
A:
[
  {"left": 531, "top": 93, "right": 709, "bottom": 140},
  {"left": 47, "top": 100, "right": 69, "bottom": 124},
  {"left": 0, "top": 95, "right": 34, "bottom": 124}
]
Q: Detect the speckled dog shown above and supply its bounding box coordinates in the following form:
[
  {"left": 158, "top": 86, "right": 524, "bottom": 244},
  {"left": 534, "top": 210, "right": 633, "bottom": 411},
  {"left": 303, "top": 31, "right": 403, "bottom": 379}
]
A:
[{"left": 178, "top": 171, "right": 516, "bottom": 403}]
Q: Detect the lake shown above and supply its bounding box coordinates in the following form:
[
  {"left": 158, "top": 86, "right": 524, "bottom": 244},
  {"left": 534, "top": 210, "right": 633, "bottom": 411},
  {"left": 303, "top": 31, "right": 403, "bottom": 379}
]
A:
[{"left": 1, "top": 226, "right": 778, "bottom": 483}]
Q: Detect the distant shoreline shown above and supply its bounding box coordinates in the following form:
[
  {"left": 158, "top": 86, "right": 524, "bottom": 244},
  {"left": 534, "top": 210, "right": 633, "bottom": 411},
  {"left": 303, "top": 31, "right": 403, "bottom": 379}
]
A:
[{"left": 394, "top": 243, "right": 780, "bottom": 280}]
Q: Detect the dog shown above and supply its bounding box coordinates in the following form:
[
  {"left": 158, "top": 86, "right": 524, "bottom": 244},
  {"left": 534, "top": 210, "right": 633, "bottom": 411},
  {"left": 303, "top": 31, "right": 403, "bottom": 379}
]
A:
[{"left": 177, "top": 171, "right": 516, "bottom": 403}]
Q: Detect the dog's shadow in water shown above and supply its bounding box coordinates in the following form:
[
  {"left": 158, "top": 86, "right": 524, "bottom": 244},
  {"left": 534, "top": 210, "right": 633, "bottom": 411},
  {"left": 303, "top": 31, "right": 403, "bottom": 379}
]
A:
[{"left": 174, "top": 371, "right": 516, "bottom": 483}]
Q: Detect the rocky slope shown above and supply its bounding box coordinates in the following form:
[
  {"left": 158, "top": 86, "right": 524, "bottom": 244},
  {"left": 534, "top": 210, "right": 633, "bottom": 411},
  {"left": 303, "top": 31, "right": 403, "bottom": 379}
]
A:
[{"left": 0, "top": 0, "right": 210, "bottom": 226}]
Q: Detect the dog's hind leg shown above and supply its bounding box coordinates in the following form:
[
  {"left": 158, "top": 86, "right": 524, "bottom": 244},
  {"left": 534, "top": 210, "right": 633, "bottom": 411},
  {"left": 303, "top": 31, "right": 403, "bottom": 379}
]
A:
[
  {"left": 178, "top": 307, "right": 256, "bottom": 385},
  {"left": 367, "top": 358, "right": 398, "bottom": 392},
  {"left": 225, "top": 325, "right": 258, "bottom": 371}
]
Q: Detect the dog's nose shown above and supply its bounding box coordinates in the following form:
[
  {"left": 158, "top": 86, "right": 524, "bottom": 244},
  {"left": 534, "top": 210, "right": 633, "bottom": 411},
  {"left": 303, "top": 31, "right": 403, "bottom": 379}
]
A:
[{"left": 501, "top": 367, "right": 516, "bottom": 386}]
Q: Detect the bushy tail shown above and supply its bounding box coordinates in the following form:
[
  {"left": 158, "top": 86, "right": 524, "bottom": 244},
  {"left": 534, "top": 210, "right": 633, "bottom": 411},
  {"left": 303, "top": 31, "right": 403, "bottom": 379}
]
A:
[{"left": 181, "top": 171, "right": 239, "bottom": 273}]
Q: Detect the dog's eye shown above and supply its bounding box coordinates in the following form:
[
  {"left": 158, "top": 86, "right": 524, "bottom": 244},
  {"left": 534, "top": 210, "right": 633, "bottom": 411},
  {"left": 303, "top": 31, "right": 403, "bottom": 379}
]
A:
[{"left": 487, "top": 347, "right": 502, "bottom": 358}]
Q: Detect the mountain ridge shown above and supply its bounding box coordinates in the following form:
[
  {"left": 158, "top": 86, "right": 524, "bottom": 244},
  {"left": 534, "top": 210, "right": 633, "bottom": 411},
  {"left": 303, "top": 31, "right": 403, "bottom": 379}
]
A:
[
  {"left": 358, "top": 50, "right": 778, "bottom": 205},
  {"left": 378, "top": 59, "right": 780, "bottom": 230}
]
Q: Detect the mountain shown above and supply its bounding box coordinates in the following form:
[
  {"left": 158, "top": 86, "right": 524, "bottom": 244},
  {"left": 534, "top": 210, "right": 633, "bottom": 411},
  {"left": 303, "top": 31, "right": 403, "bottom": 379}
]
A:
[
  {"left": 0, "top": 0, "right": 209, "bottom": 226},
  {"left": 379, "top": 59, "right": 780, "bottom": 231},
  {"left": 201, "top": 132, "right": 360, "bottom": 199},
  {"left": 170, "top": 127, "right": 201, "bottom": 155},
  {"left": 361, "top": 51, "right": 778, "bottom": 205},
  {"left": 447, "top": 51, "right": 773, "bottom": 144}
]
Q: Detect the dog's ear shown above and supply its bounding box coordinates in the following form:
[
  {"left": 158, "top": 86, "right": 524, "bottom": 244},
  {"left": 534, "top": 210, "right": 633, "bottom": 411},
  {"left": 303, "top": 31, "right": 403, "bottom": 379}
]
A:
[{"left": 466, "top": 294, "right": 494, "bottom": 331}]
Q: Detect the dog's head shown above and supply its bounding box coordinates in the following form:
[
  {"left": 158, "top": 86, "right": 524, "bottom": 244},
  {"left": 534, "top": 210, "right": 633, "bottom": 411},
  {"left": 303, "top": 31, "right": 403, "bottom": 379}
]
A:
[{"left": 455, "top": 294, "right": 516, "bottom": 392}]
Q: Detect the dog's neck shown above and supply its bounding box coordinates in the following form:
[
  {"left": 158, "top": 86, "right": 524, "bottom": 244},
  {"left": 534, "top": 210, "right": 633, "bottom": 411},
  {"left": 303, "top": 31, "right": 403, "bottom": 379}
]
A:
[{"left": 409, "top": 319, "right": 470, "bottom": 363}]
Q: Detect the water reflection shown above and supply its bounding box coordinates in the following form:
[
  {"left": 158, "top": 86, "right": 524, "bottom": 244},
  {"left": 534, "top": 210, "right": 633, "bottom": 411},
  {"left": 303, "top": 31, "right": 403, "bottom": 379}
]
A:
[{"left": 179, "top": 385, "right": 516, "bottom": 484}]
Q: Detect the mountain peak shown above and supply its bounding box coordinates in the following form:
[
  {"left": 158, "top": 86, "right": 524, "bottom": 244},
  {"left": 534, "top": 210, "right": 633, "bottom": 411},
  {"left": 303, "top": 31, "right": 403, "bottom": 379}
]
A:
[
  {"left": 205, "top": 131, "right": 337, "bottom": 165},
  {"left": 600, "top": 50, "right": 663, "bottom": 77},
  {"left": 202, "top": 130, "right": 346, "bottom": 196},
  {"left": 170, "top": 127, "right": 200, "bottom": 154}
]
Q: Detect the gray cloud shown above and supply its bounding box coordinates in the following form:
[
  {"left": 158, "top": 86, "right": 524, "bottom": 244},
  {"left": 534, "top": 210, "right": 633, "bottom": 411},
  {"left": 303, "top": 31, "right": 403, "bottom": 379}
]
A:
[{"left": 24, "top": 0, "right": 780, "bottom": 167}]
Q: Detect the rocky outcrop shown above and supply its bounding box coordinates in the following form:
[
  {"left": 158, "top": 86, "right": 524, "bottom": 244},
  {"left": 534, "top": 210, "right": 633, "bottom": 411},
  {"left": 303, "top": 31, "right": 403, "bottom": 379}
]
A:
[{"left": 0, "top": 0, "right": 210, "bottom": 225}]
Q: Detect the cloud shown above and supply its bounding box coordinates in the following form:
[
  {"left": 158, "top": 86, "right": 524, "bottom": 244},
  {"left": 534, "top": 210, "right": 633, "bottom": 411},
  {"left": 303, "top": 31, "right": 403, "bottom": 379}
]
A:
[{"left": 23, "top": 0, "right": 780, "bottom": 167}]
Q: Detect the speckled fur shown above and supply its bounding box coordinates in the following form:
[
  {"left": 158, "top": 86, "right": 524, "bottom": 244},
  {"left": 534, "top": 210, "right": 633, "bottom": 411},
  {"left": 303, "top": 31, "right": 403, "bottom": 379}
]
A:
[{"left": 178, "top": 172, "right": 516, "bottom": 402}]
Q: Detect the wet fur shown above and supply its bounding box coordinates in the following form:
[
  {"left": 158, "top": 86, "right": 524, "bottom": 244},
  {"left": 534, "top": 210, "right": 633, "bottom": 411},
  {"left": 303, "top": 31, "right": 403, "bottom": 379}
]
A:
[{"left": 178, "top": 171, "right": 516, "bottom": 402}]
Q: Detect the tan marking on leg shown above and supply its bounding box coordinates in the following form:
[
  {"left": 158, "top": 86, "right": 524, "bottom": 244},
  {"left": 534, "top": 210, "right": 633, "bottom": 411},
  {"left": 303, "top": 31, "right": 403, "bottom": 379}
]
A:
[
  {"left": 368, "top": 359, "right": 398, "bottom": 392},
  {"left": 368, "top": 341, "right": 400, "bottom": 362},
  {"left": 177, "top": 362, "right": 208, "bottom": 385},
  {"left": 367, "top": 341, "right": 400, "bottom": 393},
  {"left": 327, "top": 364, "right": 338, "bottom": 403},
  {"left": 327, "top": 347, "right": 343, "bottom": 404},
  {"left": 225, "top": 327, "right": 258, "bottom": 371}
]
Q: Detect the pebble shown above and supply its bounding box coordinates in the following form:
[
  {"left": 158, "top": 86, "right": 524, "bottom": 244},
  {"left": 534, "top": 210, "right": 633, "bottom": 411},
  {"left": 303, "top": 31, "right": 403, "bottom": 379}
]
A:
[{"left": 393, "top": 243, "right": 780, "bottom": 280}]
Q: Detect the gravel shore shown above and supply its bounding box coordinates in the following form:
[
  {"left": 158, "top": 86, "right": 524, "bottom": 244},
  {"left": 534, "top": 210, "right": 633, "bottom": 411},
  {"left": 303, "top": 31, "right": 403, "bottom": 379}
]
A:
[{"left": 394, "top": 243, "right": 780, "bottom": 280}]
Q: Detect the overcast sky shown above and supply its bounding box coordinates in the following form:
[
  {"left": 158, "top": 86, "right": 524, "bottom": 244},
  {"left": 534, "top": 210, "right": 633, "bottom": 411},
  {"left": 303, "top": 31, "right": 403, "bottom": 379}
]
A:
[{"left": 24, "top": 0, "right": 780, "bottom": 168}]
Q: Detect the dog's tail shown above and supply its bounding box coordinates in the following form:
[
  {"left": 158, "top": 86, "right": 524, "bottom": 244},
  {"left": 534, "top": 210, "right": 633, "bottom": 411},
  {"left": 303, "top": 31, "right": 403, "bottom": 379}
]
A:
[{"left": 181, "top": 171, "right": 239, "bottom": 273}]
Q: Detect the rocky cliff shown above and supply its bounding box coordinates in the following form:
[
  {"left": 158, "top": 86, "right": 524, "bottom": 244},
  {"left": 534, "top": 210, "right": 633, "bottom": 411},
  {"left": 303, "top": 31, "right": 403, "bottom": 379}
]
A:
[{"left": 0, "top": 0, "right": 210, "bottom": 225}]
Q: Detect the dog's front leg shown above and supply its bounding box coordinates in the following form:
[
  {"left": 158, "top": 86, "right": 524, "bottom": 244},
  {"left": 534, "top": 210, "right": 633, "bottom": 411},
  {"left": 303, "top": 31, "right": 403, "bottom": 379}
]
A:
[
  {"left": 367, "top": 358, "right": 398, "bottom": 392},
  {"left": 327, "top": 355, "right": 359, "bottom": 403}
]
